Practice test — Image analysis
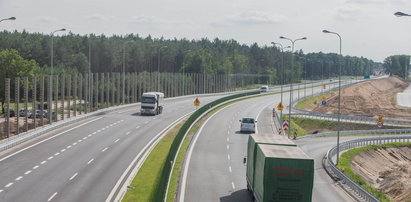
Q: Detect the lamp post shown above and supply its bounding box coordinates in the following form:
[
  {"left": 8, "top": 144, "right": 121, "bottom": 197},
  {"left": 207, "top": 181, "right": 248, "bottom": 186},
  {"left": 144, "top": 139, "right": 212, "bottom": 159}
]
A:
[
  {"left": 157, "top": 46, "right": 167, "bottom": 92},
  {"left": 271, "top": 42, "right": 290, "bottom": 122},
  {"left": 394, "top": 11, "right": 411, "bottom": 79},
  {"left": 323, "top": 29, "right": 342, "bottom": 165},
  {"left": 280, "top": 36, "right": 307, "bottom": 139},
  {"left": 0, "top": 17, "right": 16, "bottom": 23},
  {"left": 49, "top": 28, "right": 66, "bottom": 122}
]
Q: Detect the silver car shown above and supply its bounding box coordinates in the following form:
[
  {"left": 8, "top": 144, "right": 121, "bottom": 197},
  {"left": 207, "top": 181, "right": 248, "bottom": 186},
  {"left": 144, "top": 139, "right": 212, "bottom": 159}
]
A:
[{"left": 239, "top": 118, "right": 256, "bottom": 133}]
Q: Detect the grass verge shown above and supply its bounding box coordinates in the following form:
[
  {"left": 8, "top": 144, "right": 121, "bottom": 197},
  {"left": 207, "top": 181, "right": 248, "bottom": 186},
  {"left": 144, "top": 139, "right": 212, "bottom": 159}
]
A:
[
  {"left": 338, "top": 143, "right": 411, "bottom": 202},
  {"left": 122, "top": 121, "right": 185, "bottom": 202}
]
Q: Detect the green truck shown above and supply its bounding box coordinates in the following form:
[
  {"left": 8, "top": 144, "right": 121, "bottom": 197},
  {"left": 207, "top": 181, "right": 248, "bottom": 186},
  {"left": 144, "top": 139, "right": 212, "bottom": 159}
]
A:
[{"left": 246, "top": 134, "right": 314, "bottom": 202}]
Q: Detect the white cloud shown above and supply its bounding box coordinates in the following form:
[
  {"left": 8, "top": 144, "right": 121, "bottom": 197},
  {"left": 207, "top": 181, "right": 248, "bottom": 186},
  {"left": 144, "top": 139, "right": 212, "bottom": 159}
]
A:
[
  {"left": 222, "top": 11, "right": 285, "bottom": 26},
  {"left": 39, "top": 17, "right": 55, "bottom": 24},
  {"left": 334, "top": 5, "right": 361, "bottom": 21},
  {"left": 85, "top": 13, "right": 105, "bottom": 21}
]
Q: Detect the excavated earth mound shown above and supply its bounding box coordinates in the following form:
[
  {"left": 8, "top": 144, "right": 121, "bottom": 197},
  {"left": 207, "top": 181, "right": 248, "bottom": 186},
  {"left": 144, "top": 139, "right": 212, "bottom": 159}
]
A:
[
  {"left": 351, "top": 146, "right": 411, "bottom": 202},
  {"left": 311, "top": 77, "right": 411, "bottom": 120}
]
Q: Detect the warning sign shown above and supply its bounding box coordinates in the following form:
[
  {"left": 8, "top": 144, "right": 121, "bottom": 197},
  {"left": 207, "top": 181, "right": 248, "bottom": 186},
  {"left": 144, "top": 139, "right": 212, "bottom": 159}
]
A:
[
  {"left": 277, "top": 102, "right": 284, "bottom": 111},
  {"left": 321, "top": 96, "right": 326, "bottom": 101},
  {"left": 377, "top": 121, "right": 383, "bottom": 128},
  {"left": 377, "top": 115, "right": 383, "bottom": 122},
  {"left": 194, "top": 97, "right": 201, "bottom": 107}
]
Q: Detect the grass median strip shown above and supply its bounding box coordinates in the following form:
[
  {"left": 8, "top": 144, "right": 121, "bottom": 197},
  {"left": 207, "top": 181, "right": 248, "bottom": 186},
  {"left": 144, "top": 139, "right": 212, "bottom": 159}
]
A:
[{"left": 122, "top": 120, "right": 185, "bottom": 202}]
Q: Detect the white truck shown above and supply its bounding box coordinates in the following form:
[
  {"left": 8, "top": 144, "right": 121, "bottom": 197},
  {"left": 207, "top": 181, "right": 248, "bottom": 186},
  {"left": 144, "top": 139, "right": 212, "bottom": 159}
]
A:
[{"left": 140, "top": 92, "right": 164, "bottom": 115}]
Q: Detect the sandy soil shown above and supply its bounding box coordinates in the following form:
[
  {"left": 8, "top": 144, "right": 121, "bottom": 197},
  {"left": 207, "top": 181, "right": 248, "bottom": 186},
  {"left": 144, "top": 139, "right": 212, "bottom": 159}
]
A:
[
  {"left": 351, "top": 146, "right": 411, "bottom": 202},
  {"left": 308, "top": 77, "right": 411, "bottom": 120}
]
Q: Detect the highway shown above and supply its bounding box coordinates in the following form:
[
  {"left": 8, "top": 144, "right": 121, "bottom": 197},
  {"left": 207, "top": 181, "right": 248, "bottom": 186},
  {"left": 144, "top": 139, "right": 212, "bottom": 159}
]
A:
[
  {"left": 0, "top": 93, "right": 232, "bottom": 202},
  {"left": 181, "top": 81, "right": 356, "bottom": 202}
]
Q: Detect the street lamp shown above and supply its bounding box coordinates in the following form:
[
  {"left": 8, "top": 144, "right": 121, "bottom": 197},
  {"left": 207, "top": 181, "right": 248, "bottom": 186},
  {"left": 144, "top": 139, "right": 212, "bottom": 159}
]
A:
[
  {"left": 394, "top": 11, "right": 411, "bottom": 79},
  {"left": 49, "top": 28, "right": 66, "bottom": 123},
  {"left": 271, "top": 42, "right": 290, "bottom": 122},
  {"left": 0, "top": 17, "right": 16, "bottom": 23},
  {"left": 157, "top": 46, "right": 167, "bottom": 92},
  {"left": 279, "top": 36, "right": 307, "bottom": 139},
  {"left": 322, "top": 29, "right": 342, "bottom": 165},
  {"left": 394, "top": 11, "right": 411, "bottom": 17}
]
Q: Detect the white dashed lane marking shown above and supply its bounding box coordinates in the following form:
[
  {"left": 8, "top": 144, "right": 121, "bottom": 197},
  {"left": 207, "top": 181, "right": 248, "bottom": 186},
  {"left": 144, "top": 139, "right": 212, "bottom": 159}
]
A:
[
  {"left": 61, "top": 149, "right": 66, "bottom": 152},
  {"left": 87, "top": 158, "right": 94, "bottom": 165},
  {"left": 0, "top": 189, "right": 3, "bottom": 193},
  {"left": 229, "top": 166, "right": 232, "bottom": 173},
  {"left": 47, "top": 192, "right": 57, "bottom": 201},
  {"left": 48, "top": 156, "right": 53, "bottom": 160},
  {"left": 5, "top": 182, "right": 13, "bottom": 188},
  {"left": 24, "top": 170, "right": 32, "bottom": 175},
  {"left": 69, "top": 173, "right": 78, "bottom": 181},
  {"left": 33, "top": 165, "right": 39, "bottom": 169},
  {"left": 41, "top": 161, "right": 46, "bottom": 165},
  {"left": 231, "top": 182, "right": 235, "bottom": 190},
  {"left": 227, "top": 155, "right": 231, "bottom": 160},
  {"left": 102, "top": 147, "right": 108, "bottom": 152},
  {"left": 15, "top": 176, "right": 23, "bottom": 181},
  {"left": 114, "top": 138, "right": 120, "bottom": 143}
]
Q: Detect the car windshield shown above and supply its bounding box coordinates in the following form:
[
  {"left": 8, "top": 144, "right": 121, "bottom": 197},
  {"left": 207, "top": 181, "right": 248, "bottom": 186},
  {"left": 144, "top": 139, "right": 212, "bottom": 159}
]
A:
[
  {"left": 142, "top": 97, "right": 156, "bottom": 104},
  {"left": 242, "top": 118, "right": 255, "bottom": 124}
]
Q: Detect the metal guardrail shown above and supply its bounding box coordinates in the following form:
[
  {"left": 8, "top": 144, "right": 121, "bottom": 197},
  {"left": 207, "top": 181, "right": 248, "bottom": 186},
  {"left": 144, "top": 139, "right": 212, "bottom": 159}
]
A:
[
  {"left": 0, "top": 89, "right": 257, "bottom": 153},
  {"left": 326, "top": 136, "right": 411, "bottom": 202},
  {"left": 290, "top": 79, "right": 411, "bottom": 126},
  {"left": 300, "top": 128, "right": 411, "bottom": 139}
]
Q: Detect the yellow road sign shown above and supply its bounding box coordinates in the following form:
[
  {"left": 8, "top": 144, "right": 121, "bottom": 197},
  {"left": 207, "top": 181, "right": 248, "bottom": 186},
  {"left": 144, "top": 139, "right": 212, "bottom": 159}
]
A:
[
  {"left": 277, "top": 102, "right": 284, "bottom": 111},
  {"left": 321, "top": 96, "right": 326, "bottom": 101},
  {"left": 194, "top": 97, "right": 201, "bottom": 107},
  {"left": 377, "top": 115, "right": 383, "bottom": 122}
]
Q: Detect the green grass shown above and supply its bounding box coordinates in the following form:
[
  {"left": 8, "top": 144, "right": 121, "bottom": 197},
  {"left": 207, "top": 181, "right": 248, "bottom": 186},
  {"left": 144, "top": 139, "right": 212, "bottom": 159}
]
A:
[
  {"left": 291, "top": 117, "right": 404, "bottom": 135},
  {"left": 122, "top": 121, "right": 185, "bottom": 202},
  {"left": 338, "top": 143, "right": 411, "bottom": 202}
]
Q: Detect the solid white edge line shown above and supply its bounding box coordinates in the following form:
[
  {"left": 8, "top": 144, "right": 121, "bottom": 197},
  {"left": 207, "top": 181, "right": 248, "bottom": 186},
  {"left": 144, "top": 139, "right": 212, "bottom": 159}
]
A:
[
  {"left": 106, "top": 112, "right": 192, "bottom": 202},
  {"left": 0, "top": 117, "right": 103, "bottom": 163},
  {"left": 179, "top": 106, "right": 228, "bottom": 202},
  {"left": 47, "top": 192, "right": 57, "bottom": 201}
]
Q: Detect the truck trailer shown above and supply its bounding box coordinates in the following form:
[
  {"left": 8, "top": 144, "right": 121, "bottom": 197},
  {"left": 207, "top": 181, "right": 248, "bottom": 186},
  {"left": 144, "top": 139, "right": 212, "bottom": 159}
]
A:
[
  {"left": 140, "top": 92, "right": 164, "bottom": 115},
  {"left": 246, "top": 134, "right": 314, "bottom": 202}
]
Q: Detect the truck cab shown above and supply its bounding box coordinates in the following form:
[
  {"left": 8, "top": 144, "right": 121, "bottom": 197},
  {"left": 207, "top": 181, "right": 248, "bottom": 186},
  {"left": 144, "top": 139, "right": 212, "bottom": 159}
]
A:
[{"left": 140, "top": 92, "right": 164, "bottom": 115}]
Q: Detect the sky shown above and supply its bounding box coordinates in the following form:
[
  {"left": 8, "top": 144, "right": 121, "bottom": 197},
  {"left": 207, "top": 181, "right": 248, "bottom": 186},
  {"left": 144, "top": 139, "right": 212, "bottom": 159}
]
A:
[{"left": 1, "top": 0, "right": 411, "bottom": 62}]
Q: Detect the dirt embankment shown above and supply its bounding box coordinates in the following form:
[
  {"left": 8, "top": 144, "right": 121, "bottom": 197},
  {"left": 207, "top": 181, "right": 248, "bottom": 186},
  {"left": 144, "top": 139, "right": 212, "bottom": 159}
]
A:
[
  {"left": 309, "top": 77, "right": 411, "bottom": 120},
  {"left": 351, "top": 146, "right": 411, "bottom": 202}
]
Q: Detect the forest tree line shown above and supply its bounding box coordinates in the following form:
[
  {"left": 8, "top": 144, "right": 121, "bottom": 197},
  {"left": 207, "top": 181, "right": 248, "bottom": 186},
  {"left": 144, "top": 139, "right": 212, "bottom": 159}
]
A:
[
  {"left": 383, "top": 55, "right": 410, "bottom": 79},
  {"left": 0, "top": 30, "right": 380, "bottom": 85}
]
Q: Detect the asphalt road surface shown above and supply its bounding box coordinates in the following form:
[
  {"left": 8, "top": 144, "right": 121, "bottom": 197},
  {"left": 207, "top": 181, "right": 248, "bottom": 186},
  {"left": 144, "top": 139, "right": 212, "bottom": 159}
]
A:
[
  {"left": 182, "top": 80, "right": 357, "bottom": 202},
  {"left": 0, "top": 93, "right": 236, "bottom": 202}
]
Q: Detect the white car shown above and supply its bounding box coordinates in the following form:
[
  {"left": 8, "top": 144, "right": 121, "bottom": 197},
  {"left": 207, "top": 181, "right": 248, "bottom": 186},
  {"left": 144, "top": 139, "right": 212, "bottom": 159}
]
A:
[
  {"left": 239, "top": 117, "right": 256, "bottom": 133},
  {"left": 260, "top": 85, "right": 268, "bottom": 92}
]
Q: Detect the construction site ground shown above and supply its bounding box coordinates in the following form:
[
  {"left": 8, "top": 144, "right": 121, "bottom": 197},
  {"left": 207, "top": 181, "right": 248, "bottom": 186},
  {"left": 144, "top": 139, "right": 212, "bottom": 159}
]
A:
[{"left": 301, "top": 77, "right": 411, "bottom": 201}]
